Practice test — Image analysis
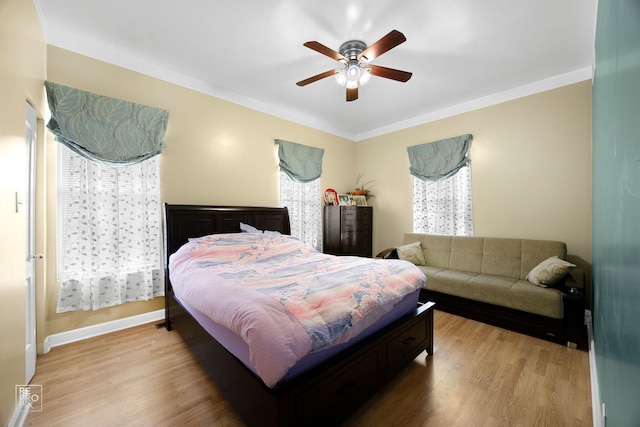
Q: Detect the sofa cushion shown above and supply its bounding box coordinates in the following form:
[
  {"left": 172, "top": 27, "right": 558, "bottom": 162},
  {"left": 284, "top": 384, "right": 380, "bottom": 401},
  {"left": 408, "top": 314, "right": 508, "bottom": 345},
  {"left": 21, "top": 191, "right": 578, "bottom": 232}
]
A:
[
  {"left": 417, "top": 266, "right": 564, "bottom": 319},
  {"left": 417, "top": 265, "right": 447, "bottom": 276},
  {"left": 396, "top": 241, "right": 426, "bottom": 265},
  {"left": 481, "top": 238, "right": 522, "bottom": 278},
  {"left": 526, "top": 256, "right": 576, "bottom": 287},
  {"left": 449, "top": 237, "right": 484, "bottom": 273}
]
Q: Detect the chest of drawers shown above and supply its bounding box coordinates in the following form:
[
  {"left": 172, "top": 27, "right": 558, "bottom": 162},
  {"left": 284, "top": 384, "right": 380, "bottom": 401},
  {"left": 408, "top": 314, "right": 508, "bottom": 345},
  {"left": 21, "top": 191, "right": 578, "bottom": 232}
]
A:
[{"left": 322, "top": 205, "right": 372, "bottom": 257}]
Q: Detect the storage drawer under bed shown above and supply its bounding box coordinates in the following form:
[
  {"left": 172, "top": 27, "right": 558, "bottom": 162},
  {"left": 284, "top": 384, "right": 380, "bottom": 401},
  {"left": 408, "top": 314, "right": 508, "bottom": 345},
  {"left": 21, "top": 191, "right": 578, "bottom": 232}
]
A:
[{"left": 287, "top": 302, "right": 435, "bottom": 426}]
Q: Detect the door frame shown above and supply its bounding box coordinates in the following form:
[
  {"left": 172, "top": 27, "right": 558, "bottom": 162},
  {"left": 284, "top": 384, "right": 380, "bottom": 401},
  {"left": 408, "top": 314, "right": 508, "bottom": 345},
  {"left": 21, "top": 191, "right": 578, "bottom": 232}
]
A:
[{"left": 25, "top": 101, "right": 38, "bottom": 383}]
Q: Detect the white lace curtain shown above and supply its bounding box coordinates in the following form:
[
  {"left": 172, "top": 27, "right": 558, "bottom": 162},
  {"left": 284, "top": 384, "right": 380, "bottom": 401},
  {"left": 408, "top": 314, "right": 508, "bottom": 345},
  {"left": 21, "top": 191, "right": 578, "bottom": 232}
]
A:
[
  {"left": 56, "top": 146, "right": 164, "bottom": 312},
  {"left": 412, "top": 166, "right": 473, "bottom": 235},
  {"left": 279, "top": 171, "right": 322, "bottom": 251}
]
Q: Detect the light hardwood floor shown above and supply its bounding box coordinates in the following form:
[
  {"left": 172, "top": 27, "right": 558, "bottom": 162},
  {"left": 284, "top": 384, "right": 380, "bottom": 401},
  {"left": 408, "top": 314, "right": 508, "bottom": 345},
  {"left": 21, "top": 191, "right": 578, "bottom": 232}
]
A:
[{"left": 26, "top": 311, "right": 592, "bottom": 427}]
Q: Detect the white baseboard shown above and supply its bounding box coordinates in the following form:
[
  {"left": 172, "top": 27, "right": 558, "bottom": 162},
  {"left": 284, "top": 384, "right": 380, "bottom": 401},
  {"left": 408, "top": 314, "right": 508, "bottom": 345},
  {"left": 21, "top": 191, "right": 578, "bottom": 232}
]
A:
[
  {"left": 586, "top": 309, "right": 602, "bottom": 427},
  {"left": 8, "top": 394, "right": 30, "bottom": 427},
  {"left": 43, "top": 309, "right": 165, "bottom": 353}
]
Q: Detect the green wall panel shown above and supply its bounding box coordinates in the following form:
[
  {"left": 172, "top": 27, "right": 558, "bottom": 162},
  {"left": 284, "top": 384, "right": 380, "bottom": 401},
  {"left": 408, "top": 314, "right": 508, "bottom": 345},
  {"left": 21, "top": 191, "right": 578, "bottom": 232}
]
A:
[{"left": 592, "top": 0, "right": 640, "bottom": 426}]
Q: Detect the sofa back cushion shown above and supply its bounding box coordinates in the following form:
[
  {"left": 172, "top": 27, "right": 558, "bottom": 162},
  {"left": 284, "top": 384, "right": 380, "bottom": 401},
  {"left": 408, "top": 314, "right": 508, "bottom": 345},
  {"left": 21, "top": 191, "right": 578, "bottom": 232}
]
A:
[
  {"left": 481, "top": 238, "right": 522, "bottom": 278},
  {"left": 450, "top": 237, "right": 484, "bottom": 272},
  {"left": 403, "top": 233, "right": 451, "bottom": 268},
  {"left": 402, "top": 233, "right": 567, "bottom": 280}
]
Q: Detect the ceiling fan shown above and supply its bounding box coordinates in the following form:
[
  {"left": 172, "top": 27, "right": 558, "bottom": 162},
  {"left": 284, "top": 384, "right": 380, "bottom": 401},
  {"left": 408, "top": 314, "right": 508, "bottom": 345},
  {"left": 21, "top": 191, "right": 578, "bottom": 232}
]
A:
[{"left": 296, "top": 30, "right": 412, "bottom": 102}]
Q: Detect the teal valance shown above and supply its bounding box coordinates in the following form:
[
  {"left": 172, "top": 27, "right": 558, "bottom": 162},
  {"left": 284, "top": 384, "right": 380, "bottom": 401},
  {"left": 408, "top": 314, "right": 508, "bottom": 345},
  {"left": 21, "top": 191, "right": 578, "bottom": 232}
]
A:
[
  {"left": 275, "top": 139, "right": 324, "bottom": 183},
  {"left": 407, "top": 134, "right": 473, "bottom": 181},
  {"left": 45, "top": 81, "right": 168, "bottom": 166}
]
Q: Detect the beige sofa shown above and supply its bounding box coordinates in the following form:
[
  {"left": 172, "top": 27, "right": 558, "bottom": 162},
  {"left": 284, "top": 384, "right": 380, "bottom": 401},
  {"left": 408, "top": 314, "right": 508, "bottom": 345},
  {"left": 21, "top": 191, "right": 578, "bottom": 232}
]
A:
[{"left": 389, "top": 233, "right": 586, "bottom": 348}]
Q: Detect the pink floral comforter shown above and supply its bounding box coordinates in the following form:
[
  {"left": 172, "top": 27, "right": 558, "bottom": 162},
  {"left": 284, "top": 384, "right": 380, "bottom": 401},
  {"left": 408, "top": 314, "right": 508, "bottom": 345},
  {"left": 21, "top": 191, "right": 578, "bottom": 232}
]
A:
[{"left": 169, "top": 232, "right": 425, "bottom": 387}]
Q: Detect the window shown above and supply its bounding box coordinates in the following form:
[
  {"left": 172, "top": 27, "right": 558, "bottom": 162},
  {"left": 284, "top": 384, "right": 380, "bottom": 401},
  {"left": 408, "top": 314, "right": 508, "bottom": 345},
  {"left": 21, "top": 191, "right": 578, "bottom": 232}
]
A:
[
  {"left": 413, "top": 165, "right": 473, "bottom": 235},
  {"left": 279, "top": 171, "right": 322, "bottom": 251},
  {"left": 56, "top": 145, "right": 164, "bottom": 312}
]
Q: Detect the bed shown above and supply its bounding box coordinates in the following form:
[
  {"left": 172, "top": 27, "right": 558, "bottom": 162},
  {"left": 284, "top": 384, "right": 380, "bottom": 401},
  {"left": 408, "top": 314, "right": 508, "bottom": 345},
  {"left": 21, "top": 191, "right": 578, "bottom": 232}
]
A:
[{"left": 163, "top": 204, "right": 435, "bottom": 426}]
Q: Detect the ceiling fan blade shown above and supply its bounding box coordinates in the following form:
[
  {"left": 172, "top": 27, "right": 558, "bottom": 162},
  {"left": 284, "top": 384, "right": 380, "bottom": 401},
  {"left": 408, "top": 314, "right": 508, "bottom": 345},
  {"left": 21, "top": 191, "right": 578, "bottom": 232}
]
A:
[
  {"left": 357, "top": 30, "right": 407, "bottom": 62},
  {"left": 303, "top": 41, "right": 346, "bottom": 62},
  {"left": 346, "top": 87, "right": 358, "bottom": 102},
  {"left": 368, "top": 64, "right": 412, "bottom": 82},
  {"left": 296, "top": 69, "right": 338, "bottom": 86}
]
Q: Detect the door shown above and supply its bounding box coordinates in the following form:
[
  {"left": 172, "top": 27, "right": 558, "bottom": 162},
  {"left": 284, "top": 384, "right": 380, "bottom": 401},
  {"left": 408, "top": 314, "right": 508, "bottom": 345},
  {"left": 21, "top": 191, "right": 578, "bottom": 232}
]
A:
[{"left": 25, "top": 102, "right": 38, "bottom": 383}]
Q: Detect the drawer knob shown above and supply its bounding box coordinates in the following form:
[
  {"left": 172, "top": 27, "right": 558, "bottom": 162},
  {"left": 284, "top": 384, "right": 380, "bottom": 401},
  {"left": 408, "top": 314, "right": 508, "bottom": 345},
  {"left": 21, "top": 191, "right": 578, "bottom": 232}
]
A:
[{"left": 403, "top": 337, "right": 415, "bottom": 346}]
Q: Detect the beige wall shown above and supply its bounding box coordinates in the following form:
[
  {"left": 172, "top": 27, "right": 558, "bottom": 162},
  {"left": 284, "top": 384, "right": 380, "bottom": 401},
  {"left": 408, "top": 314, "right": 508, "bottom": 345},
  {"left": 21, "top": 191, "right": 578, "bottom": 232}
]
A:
[
  {"left": 355, "top": 80, "right": 592, "bottom": 271},
  {"left": 43, "top": 46, "right": 355, "bottom": 339},
  {"left": 0, "top": 0, "right": 47, "bottom": 424}
]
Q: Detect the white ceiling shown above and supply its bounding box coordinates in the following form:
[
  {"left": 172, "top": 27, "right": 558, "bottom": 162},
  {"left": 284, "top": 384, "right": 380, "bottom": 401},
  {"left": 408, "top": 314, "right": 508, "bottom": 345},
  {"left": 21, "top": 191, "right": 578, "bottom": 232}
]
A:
[{"left": 35, "top": 0, "right": 597, "bottom": 141}]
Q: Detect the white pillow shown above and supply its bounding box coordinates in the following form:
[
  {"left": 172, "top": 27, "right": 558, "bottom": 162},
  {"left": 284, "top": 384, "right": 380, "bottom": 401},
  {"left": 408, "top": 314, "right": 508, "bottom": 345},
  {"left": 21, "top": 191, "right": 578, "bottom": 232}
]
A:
[
  {"left": 526, "top": 256, "right": 576, "bottom": 287},
  {"left": 240, "top": 222, "right": 262, "bottom": 233},
  {"left": 396, "top": 241, "right": 426, "bottom": 265}
]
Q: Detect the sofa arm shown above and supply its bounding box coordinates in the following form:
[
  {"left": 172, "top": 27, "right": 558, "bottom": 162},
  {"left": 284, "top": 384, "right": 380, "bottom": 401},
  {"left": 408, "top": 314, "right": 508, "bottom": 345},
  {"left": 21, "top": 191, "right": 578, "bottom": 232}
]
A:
[
  {"left": 561, "top": 267, "right": 586, "bottom": 348},
  {"left": 562, "top": 267, "right": 585, "bottom": 292},
  {"left": 375, "top": 247, "right": 399, "bottom": 259}
]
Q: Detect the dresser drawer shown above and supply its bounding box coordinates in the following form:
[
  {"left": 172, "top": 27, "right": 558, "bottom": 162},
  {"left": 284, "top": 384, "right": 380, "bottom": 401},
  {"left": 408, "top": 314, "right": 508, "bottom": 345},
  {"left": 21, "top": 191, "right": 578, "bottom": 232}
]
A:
[
  {"left": 342, "top": 216, "right": 371, "bottom": 228},
  {"left": 342, "top": 206, "right": 371, "bottom": 218},
  {"left": 341, "top": 232, "right": 371, "bottom": 246},
  {"left": 341, "top": 245, "right": 371, "bottom": 257}
]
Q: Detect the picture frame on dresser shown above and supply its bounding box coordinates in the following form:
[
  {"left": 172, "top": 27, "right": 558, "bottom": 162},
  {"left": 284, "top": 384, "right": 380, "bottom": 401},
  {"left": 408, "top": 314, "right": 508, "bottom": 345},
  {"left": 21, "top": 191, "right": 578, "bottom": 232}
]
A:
[
  {"left": 338, "top": 194, "right": 351, "bottom": 205},
  {"left": 324, "top": 188, "right": 338, "bottom": 205},
  {"left": 352, "top": 195, "right": 367, "bottom": 206}
]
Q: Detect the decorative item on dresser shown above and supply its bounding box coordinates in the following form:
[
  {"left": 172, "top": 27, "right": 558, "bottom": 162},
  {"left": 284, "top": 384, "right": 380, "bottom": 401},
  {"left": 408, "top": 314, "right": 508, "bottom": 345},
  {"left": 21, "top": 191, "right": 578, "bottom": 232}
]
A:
[{"left": 323, "top": 205, "right": 373, "bottom": 257}]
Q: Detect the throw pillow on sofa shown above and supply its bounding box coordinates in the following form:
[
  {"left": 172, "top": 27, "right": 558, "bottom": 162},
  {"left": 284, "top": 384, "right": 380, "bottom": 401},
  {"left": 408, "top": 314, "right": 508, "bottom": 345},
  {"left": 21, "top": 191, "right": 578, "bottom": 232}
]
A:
[
  {"left": 526, "top": 256, "right": 576, "bottom": 287},
  {"left": 396, "top": 241, "right": 427, "bottom": 265}
]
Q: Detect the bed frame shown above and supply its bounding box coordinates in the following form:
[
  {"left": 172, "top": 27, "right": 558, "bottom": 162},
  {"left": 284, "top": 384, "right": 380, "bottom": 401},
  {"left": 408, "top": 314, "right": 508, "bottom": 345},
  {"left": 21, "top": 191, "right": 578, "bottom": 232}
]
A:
[{"left": 163, "top": 204, "right": 435, "bottom": 426}]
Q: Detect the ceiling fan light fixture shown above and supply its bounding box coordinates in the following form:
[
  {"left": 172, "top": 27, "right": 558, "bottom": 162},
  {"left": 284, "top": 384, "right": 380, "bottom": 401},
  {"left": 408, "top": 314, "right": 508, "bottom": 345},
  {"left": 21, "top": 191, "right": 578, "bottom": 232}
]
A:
[
  {"left": 335, "top": 61, "right": 371, "bottom": 88},
  {"left": 335, "top": 69, "right": 347, "bottom": 86},
  {"left": 358, "top": 66, "right": 372, "bottom": 86},
  {"left": 347, "top": 63, "right": 360, "bottom": 79},
  {"left": 298, "top": 30, "right": 410, "bottom": 101}
]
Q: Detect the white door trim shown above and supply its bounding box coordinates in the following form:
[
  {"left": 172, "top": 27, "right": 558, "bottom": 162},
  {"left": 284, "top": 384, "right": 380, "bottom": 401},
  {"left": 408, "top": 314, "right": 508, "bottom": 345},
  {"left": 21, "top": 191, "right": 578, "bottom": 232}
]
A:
[{"left": 25, "top": 102, "right": 38, "bottom": 384}]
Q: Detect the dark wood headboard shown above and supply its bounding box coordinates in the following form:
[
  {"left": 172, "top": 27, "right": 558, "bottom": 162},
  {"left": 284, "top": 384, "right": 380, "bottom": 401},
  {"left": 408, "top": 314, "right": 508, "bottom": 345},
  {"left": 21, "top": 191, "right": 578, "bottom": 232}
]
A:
[{"left": 163, "top": 204, "right": 291, "bottom": 264}]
